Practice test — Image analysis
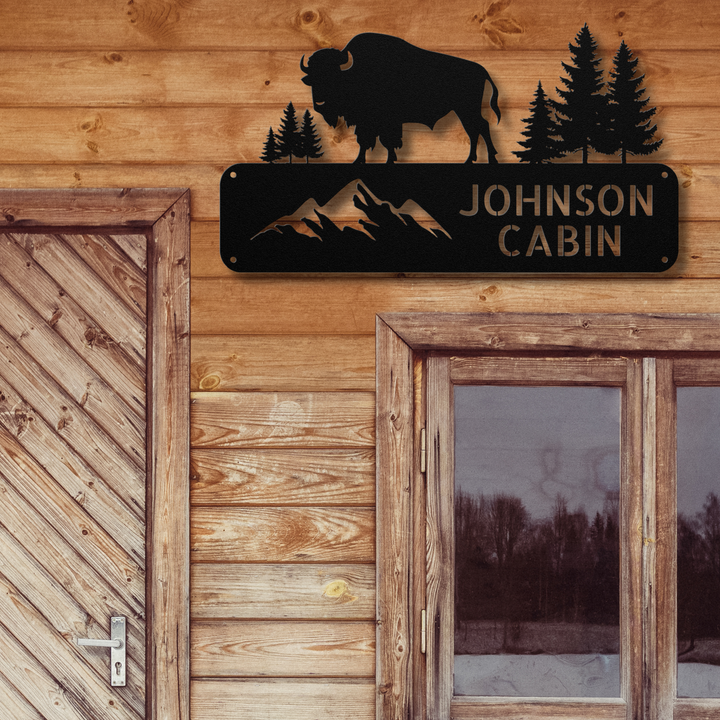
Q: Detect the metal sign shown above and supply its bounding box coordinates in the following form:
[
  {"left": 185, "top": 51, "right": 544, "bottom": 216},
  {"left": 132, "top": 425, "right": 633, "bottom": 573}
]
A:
[{"left": 221, "top": 27, "right": 677, "bottom": 273}]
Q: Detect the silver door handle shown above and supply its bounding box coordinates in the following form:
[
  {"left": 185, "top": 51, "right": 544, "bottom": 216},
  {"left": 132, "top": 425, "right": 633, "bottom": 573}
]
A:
[{"left": 76, "top": 616, "right": 126, "bottom": 687}]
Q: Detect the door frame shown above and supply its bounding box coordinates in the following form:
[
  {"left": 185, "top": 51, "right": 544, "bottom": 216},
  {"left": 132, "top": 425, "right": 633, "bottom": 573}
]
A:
[{"left": 0, "top": 188, "right": 191, "bottom": 719}]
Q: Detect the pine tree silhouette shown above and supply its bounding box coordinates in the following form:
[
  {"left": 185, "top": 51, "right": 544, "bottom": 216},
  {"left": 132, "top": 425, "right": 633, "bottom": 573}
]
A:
[
  {"left": 260, "top": 127, "right": 280, "bottom": 163},
  {"left": 605, "top": 40, "right": 662, "bottom": 163},
  {"left": 552, "top": 24, "right": 610, "bottom": 163},
  {"left": 300, "top": 110, "right": 323, "bottom": 164},
  {"left": 514, "top": 81, "right": 563, "bottom": 164},
  {"left": 277, "top": 102, "right": 302, "bottom": 163}
]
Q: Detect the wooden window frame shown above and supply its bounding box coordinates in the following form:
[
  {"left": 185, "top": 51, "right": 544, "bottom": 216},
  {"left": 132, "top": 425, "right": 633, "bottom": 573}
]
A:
[
  {"left": 376, "top": 313, "right": 720, "bottom": 720},
  {"left": 0, "top": 189, "right": 191, "bottom": 719}
]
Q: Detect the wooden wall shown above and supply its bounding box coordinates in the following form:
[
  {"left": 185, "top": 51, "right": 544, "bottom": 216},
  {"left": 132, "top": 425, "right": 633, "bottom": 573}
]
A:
[{"left": 1, "top": 1, "right": 719, "bottom": 718}]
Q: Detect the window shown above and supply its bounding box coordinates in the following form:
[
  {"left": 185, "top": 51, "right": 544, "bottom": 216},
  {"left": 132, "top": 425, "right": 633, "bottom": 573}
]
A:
[{"left": 376, "top": 313, "right": 720, "bottom": 720}]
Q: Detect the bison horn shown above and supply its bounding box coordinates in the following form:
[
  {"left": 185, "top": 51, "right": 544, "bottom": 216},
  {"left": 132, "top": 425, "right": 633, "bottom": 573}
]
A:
[
  {"left": 339, "top": 50, "right": 353, "bottom": 71},
  {"left": 300, "top": 55, "right": 309, "bottom": 73}
]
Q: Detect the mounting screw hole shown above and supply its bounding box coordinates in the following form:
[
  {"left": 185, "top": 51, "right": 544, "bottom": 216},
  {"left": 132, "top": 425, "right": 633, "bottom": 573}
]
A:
[
  {"left": 230, "top": 256, "right": 237, "bottom": 263},
  {"left": 661, "top": 256, "right": 669, "bottom": 263},
  {"left": 230, "top": 171, "right": 237, "bottom": 178},
  {"left": 662, "top": 172, "right": 668, "bottom": 179}
]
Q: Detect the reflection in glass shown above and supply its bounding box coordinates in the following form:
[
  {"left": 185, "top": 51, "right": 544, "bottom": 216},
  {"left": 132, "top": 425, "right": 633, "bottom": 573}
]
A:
[
  {"left": 677, "top": 387, "right": 720, "bottom": 698},
  {"left": 454, "top": 386, "right": 621, "bottom": 697}
]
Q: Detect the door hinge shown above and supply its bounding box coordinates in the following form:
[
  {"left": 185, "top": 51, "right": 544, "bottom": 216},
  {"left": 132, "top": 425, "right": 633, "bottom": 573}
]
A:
[
  {"left": 421, "top": 608, "right": 427, "bottom": 654},
  {"left": 420, "top": 428, "right": 426, "bottom": 473}
]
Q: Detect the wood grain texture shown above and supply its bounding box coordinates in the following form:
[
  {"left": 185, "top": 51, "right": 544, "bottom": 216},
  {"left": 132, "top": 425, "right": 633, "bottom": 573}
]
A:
[
  {"left": 0, "top": 670, "right": 45, "bottom": 720},
  {"left": 674, "top": 358, "right": 720, "bottom": 385},
  {"left": 384, "top": 312, "right": 720, "bottom": 352},
  {"left": 147, "top": 190, "right": 191, "bottom": 720},
  {"left": 654, "top": 358, "right": 676, "bottom": 719},
  {"left": 425, "top": 356, "right": 455, "bottom": 720},
  {"left": 191, "top": 507, "right": 375, "bottom": 563},
  {"left": 0, "top": 232, "right": 146, "bottom": 415},
  {"left": 2, "top": 1, "right": 720, "bottom": 50},
  {"left": 0, "top": 50, "right": 714, "bottom": 108},
  {"left": 191, "top": 448, "right": 374, "bottom": 506},
  {"left": 191, "top": 335, "right": 376, "bottom": 391},
  {"left": 450, "top": 698, "right": 627, "bottom": 719},
  {"left": 0, "top": 105, "right": 712, "bottom": 165},
  {"left": 190, "top": 392, "right": 375, "bottom": 448},
  {"left": 191, "top": 564, "right": 375, "bottom": 619},
  {"left": 375, "top": 317, "right": 414, "bottom": 720},
  {"left": 193, "top": 282, "right": 720, "bottom": 335},
  {"left": 451, "top": 356, "right": 627, "bottom": 384},
  {"left": 191, "top": 679, "right": 374, "bottom": 720},
  {"left": 191, "top": 621, "right": 375, "bottom": 676},
  {"left": 0, "top": 187, "right": 187, "bottom": 227}
]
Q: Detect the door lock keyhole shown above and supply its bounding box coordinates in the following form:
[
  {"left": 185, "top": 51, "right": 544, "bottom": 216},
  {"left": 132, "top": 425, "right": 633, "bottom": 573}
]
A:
[{"left": 115, "top": 661, "right": 122, "bottom": 676}]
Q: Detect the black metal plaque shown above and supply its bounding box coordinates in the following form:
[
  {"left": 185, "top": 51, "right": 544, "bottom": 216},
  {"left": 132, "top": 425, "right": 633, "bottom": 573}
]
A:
[
  {"left": 221, "top": 27, "right": 677, "bottom": 273},
  {"left": 221, "top": 163, "right": 677, "bottom": 273}
]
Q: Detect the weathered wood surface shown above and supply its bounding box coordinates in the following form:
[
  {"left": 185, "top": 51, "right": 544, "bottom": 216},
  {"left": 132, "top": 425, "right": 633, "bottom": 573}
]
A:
[
  {"left": 0, "top": 51, "right": 715, "bottom": 108},
  {"left": 191, "top": 507, "right": 375, "bottom": 563},
  {"left": 0, "top": 233, "right": 146, "bottom": 414},
  {"left": 450, "top": 698, "right": 626, "bottom": 719},
  {"left": 191, "top": 221, "right": 720, "bottom": 279},
  {"left": 381, "top": 312, "right": 720, "bottom": 352},
  {"left": 191, "top": 621, "right": 375, "bottom": 676},
  {"left": 191, "top": 335, "right": 376, "bottom": 391},
  {"left": 0, "top": 187, "right": 186, "bottom": 226},
  {"left": 191, "top": 448, "right": 374, "bottom": 505},
  {"left": 190, "top": 392, "right": 375, "bottom": 448},
  {"left": 673, "top": 699, "right": 720, "bottom": 718},
  {"left": 0, "top": 165, "right": 716, "bottom": 224},
  {"left": 0, "top": 669, "right": 44, "bottom": 720},
  {"left": 674, "top": 358, "right": 720, "bottom": 384},
  {"left": 3, "top": 1, "right": 720, "bottom": 50},
  {"left": 451, "top": 356, "right": 627, "bottom": 384},
  {"left": 193, "top": 285, "right": 720, "bottom": 335},
  {"left": 0, "top": 266, "right": 146, "bottom": 460},
  {"left": 375, "top": 318, "right": 414, "bottom": 720},
  {"left": 191, "top": 564, "right": 375, "bottom": 619},
  {"left": 191, "top": 679, "right": 374, "bottom": 720},
  {"left": 0, "top": 106, "right": 712, "bottom": 165},
  {"left": 147, "top": 191, "right": 191, "bottom": 720}
]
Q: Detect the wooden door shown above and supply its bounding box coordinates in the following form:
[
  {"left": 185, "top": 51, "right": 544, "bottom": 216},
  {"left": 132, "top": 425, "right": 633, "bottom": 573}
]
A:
[{"left": 0, "top": 189, "right": 190, "bottom": 720}]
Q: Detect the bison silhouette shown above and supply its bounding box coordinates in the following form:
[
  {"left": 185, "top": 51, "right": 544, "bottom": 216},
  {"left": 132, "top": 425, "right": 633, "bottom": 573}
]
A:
[{"left": 300, "top": 33, "right": 501, "bottom": 164}]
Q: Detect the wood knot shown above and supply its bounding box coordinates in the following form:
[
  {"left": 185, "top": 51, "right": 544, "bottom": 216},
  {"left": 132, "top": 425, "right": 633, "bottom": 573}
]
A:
[
  {"left": 199, "top": 375, "right": 221, "bottom": 391},
  {"left": 4, "top": 214, "right": 14, "bottom": 223},
  {"left": 104, "top": 52, "right": 124, "bottom": 64}
]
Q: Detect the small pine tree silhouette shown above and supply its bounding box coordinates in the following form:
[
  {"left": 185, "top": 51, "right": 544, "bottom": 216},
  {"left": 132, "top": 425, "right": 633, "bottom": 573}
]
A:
[
  {"left": 605, "top": 40, "right": 662, "bottom": 163},
  {"left": 514, "top": 81, "right": 563, "bottom": 164},
  {"left": 552, "top": 24, "right": 610, "bottom": 163},
  {"left": 260, "top": 127, "right": 280, "bottom": 163},
  {"left": 300, "top": 110, "right": 323, "bottom": 164},
  {"left": 276, "top": 102, "right": 303, "bottom": 163}
]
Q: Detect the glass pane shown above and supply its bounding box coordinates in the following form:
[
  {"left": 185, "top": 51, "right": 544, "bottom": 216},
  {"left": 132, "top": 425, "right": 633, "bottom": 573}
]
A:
[
  {"left": 677, "top": 387, "right": 720, "bottom": 698},
  {"left": 454, "top": 386, "right": 621, "bottom": 697}
]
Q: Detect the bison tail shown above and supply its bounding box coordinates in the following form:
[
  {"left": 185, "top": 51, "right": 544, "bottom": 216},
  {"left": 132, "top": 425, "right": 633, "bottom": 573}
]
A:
[{"left": 488, "top": 75, "right": 501, "bottom": 124}]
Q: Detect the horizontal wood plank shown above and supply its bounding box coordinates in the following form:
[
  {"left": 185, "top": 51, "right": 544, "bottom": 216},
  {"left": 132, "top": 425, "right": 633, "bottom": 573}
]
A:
[
  {"left": 450, "top": 698, "right": 626, "bottom": 719},
  {"left": 0, "top": 51, "right": 714, "bottom": 109},
  {"left": 451, "top": 356, "right": 628, "bottom": 384},
  {"left": 190, "top": 392, "right": 375, "bottom": 448},
  {"left": 674, "top": 358, "right": 720, "bottom": 385},
  {"left": 192, "top": 221, "right": 720, "bottom": 280},
  {"left": 385, "top": 312, "right": 720, "bottom": 352},
  {"left": 191, "top": 621, "right": 375, "bottom": 676},
  {"left": 0, "top": 164, "right": 716, "bottom": 224},
  {"left": 0, "top": 187, "right": 185, "bottom": 226},
  {"left": 191, "top": 564, "right": 375, "bottom": 619},
  {"left": 191, "top": 449, "right": 374, "bottom": 505},
  {"left": 3, "top": 1, "right": 720, "bottom": 51},
  {"left": 191, "top": 679, "right": 374, "bottom": 720},
  {"left": 191, "top": 507, "right": 375, "bottom": 563},
  {"left": 0, "top": 105, "right": 710, "bottom": 165},
  {"left": 192, "top": 279, "right": 720, "bottom": 335},
  {"left": 191, "top": 335, "right": 376, "bottom": 391},
  {"left": 674, "top": 698, "right": 720, "bottom": 718}
]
